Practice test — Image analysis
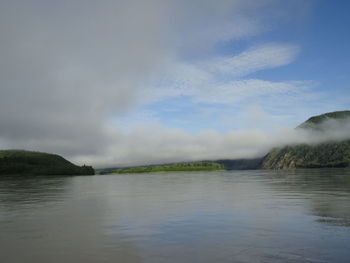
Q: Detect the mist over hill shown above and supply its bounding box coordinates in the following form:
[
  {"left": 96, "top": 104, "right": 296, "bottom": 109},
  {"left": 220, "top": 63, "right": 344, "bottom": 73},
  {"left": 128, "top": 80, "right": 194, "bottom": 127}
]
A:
[
  {"left": 100, "top": 111, "right": 350, "bottom": 173},
  {"left": 262, "top": 111, "right": 350, "bottom": 169},
  {"left": 2, "top": 111, "right": 349, "bottom": 175}
]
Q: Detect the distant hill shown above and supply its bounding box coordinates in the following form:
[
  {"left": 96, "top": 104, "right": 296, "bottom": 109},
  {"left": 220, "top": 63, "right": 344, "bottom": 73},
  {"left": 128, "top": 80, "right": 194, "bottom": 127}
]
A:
[
  {"left": 0, "top": 150, "right": 94, "bottom": 175},
  {"left": 98, "top": 158, "right": 266, "bottom": 174},
  {"left": 98, "top": 161, "right": 225, "bottom": 174},
  {"left": 215, "top": 158, "right": 263, "bottom": 170},
  {"left": 262, "top": 111, "right": 350, "bottom": 169}
]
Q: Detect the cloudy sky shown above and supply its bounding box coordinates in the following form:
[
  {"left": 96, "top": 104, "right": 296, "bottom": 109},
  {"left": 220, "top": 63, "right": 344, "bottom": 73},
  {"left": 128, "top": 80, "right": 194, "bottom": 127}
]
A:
[{"left": 1, "top": 0, "right": 350, "bottom": 167}]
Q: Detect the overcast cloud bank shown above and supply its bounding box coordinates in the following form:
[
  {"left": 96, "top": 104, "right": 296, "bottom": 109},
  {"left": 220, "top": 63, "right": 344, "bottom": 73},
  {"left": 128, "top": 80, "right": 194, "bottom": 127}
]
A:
[{"left": 1, "top": 0, "right": 343, "bottom": 167}]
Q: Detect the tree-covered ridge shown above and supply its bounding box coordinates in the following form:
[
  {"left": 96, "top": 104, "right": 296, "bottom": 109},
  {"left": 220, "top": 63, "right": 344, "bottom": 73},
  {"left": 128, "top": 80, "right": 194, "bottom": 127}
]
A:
[
  {"left": 297, "top": 110, "right": 350, "bottom": 130},
  {"left": 262, "top": 140, "right": 350, "bottom": 169},
  {"left": 0, "top": 150, "right": 94, "bottom": 175},
  {"left": 98, "top": 161, "right": 225, "bottom": 174},
  {"left": 262, "top": 110, "right": 350, "bottom": 169}
]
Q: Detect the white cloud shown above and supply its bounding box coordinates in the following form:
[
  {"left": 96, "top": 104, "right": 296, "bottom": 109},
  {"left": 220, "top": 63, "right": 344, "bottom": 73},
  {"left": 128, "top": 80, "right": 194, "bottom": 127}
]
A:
[{"left": 144, "top": 43, "right": 306, "bottom": 106}]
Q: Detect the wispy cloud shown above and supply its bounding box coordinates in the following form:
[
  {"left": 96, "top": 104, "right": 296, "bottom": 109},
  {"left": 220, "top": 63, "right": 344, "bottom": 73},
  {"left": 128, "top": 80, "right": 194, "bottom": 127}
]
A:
[
  {"left": 144, "top": 42, "right": 307, "bottom": 106},
  {"left": 201, "top": 43, "right": 300, "bottom": 77},
  {"left": 194, "top": 79, "right": 310, "bottom": 104}
]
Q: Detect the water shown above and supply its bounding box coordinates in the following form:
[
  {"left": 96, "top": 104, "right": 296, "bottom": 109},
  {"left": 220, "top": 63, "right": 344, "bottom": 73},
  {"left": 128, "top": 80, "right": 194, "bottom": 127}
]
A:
[{"left": 1, "top": 169, "right": 350, "bottom": 263}]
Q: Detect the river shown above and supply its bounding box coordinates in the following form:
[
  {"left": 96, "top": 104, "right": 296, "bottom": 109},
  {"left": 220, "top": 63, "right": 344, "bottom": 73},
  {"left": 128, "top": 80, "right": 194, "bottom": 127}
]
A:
[{"left": 1, "top": 169, "right": 350, "bottom": 262}]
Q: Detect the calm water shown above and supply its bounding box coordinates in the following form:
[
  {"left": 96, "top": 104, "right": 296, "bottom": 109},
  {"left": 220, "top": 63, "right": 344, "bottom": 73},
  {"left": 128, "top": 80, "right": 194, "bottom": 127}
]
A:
[{"left": 1, "top": 169, "right": 350, "bottom": 263}]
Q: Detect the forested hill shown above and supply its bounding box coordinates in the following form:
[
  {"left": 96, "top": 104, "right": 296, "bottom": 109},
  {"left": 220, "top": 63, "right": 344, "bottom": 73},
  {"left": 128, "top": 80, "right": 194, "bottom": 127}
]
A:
[
  {"left": 262, "top": 111, "right": 350, "bottom": 169},
  {"left": 0, "top": 150, "right": 94, "bottom": 175}
]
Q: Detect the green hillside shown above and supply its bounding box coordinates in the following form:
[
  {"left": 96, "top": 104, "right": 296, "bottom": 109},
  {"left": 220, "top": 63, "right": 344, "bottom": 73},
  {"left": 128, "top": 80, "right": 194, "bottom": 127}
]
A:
[
  {"left": 98, "top": 161, "right": 225, "bottom": 174},
  {"left": 0, "top": 150, "right": 94, "bottom": 175},
  {"left": 262, "top": 111, "right": 350, "bottom": 169},
  {"left": 97, "top": 158, "right": 264, "bottom": 174}
]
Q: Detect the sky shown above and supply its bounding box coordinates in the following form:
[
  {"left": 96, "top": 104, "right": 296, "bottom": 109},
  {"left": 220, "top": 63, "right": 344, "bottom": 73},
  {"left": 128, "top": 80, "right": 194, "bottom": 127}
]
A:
[{"left": 1, "top": 0, "right": 350, "bottom": 167}]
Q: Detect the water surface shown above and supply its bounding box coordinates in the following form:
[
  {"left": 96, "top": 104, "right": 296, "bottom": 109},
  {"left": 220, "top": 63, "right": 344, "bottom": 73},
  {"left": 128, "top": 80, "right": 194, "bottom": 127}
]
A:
[{"left": 1, "top": 169, "right": 350, "bottom": 262}]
